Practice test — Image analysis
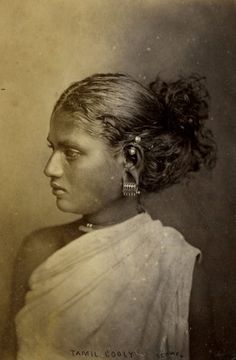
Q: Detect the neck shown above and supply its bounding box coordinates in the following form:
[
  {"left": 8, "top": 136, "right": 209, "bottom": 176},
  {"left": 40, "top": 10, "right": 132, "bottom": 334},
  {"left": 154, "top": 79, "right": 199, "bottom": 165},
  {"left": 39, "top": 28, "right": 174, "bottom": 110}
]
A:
[{"left": 84, "top": 196, "right": 145, "bottom": 226}]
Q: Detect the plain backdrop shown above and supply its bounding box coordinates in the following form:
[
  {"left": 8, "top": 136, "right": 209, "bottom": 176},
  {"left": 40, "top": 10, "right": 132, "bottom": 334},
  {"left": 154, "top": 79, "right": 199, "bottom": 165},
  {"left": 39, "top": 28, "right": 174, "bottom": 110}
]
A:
[{"left": 0, "top": 0, "right": 235, "bottom": 355}]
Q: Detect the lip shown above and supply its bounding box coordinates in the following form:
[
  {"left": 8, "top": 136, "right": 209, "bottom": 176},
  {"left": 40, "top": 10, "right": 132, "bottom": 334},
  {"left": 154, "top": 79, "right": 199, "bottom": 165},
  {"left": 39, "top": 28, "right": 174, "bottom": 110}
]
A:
[{"left": 50, "top": 183, "right": 67, "bottom": 196}]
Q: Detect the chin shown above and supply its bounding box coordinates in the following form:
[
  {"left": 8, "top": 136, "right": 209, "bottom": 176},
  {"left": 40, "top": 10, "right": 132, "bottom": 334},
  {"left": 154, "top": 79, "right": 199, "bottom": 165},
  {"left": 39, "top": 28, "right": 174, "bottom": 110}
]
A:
[
  {"left": 55, "top": 198, "right": 103, "bottom": 215},
  {"left": 55, "top": 199, "right": 80, "bottom": 214}
]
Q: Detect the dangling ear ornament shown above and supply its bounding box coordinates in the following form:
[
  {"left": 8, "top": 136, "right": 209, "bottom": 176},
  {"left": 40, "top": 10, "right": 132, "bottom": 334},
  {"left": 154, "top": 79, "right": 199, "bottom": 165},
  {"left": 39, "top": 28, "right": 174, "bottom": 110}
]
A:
[
  {"left": 122, "top": 134, "right": 143, "bottom": 197},
  {"left": 122, "top": 175, "right": 140, "bottom": 196}
]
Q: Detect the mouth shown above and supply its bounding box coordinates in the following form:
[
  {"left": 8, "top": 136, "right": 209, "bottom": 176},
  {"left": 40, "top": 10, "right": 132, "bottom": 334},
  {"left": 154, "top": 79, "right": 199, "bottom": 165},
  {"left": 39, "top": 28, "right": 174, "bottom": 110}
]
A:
[{"left": 50, "top": 183, "right": 67, "bottom": 196}]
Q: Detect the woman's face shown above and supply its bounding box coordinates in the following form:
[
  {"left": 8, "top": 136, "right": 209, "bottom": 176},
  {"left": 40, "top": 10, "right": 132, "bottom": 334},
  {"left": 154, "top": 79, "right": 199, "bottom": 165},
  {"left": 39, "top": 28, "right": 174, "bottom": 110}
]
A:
[{"left": 44, "top": 110, "right": 124, "bottom": 214}]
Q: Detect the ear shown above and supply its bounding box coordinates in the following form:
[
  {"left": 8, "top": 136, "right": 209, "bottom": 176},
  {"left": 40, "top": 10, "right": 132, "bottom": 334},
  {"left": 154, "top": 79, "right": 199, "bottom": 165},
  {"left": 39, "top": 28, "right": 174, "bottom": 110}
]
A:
[{"left": 122, "top": 143, "right": 144, "bottom": 184}]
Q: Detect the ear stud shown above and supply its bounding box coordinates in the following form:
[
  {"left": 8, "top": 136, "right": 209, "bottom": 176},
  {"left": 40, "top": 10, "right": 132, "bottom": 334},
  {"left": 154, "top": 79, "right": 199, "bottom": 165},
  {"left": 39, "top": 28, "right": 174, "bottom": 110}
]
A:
[
  {"left": 134, "top": 136, "right": 141, "bottom": 143},
  {"left": 129, "top": 147, "right": 136, "bottom": 155}
]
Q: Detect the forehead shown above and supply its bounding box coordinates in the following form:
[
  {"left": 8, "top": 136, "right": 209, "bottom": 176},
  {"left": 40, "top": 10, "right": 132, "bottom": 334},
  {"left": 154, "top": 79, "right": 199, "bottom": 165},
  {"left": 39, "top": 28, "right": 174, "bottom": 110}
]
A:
[{"left": 48, "top": 111, "right": 107, "bottom": 149}]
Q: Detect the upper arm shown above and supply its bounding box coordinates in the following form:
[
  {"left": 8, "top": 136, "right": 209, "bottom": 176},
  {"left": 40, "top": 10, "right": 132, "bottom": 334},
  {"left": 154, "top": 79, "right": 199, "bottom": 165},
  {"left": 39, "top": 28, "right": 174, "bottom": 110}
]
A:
[
  {"left": 1, "top": 221, "right": 79, "bottom": 358},
  {"left": 10, "top": 231, "right": 56, "bottom": 313},
  {"left": 1, "top": 230, "right": 60, "bottom": 358},
  {"left": 189, "top": 260, "right": 215, "bottom": 360}
]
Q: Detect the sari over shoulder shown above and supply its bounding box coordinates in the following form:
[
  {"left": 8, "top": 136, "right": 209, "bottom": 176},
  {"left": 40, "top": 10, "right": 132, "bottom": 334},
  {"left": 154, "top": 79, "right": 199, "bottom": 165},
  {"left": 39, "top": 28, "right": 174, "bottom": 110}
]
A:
[{"left": 15, "top": 212, "right": 201, "bottom": 360}]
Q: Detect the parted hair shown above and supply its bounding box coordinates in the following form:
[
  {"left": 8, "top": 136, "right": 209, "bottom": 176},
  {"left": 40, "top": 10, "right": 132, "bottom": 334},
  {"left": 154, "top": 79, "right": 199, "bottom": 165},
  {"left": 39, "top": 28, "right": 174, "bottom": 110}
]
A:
[{"left": 52, "top": 73, "right": 217, "bottom": 192}]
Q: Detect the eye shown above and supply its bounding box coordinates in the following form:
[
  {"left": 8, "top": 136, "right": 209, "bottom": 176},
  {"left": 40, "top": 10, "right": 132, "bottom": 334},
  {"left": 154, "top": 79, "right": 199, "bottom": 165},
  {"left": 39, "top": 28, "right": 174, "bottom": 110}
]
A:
[{"left": 64, "top": 148, "right": 81, "bottom": 160}]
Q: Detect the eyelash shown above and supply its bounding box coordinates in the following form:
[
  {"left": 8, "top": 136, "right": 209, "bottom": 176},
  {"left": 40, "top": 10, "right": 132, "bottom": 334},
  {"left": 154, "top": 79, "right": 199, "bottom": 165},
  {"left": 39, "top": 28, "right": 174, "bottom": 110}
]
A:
[
  {"left": 64, "top": 149, "right": 80, "bottom": 160},
  {"left": 47, "top": 144, "right": 80, "bottom": 161}
]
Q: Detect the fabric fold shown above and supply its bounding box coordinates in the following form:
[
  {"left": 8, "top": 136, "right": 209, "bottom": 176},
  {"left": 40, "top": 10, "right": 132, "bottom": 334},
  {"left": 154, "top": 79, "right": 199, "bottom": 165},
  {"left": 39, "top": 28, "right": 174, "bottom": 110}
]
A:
[{"left": 16, "top": 212, "right": 201, "bottom": 360}]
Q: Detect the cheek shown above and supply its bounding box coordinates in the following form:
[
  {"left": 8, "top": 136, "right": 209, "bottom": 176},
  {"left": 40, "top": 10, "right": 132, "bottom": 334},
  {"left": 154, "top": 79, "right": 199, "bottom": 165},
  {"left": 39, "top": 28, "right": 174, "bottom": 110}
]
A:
[
  {"left": 97, "top": 169, "right": 123, "bottom": 198},
  {"left": 70, "top": 159, "right": 123, "bottom": 199}
]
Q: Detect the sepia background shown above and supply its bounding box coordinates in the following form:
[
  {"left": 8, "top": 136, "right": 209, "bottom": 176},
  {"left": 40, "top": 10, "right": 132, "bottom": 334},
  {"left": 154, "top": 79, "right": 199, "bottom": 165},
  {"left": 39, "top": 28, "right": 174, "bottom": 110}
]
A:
[{"left": 0, "top": 0, "right": 235, "bottom": 354}]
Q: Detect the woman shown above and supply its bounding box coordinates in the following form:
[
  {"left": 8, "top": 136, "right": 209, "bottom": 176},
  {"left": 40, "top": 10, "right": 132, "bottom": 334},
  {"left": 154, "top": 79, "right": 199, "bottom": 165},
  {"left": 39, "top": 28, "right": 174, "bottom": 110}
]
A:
[{"left": 3, "top": 73, "right": 216, "bottom": 359}]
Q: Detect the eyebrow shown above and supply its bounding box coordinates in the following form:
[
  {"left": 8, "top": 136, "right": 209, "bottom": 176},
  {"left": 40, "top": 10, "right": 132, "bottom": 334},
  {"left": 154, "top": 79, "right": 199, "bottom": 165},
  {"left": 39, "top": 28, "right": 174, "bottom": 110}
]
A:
[{"left": 47, "top": 137, "right": 83, "bottom": 149}]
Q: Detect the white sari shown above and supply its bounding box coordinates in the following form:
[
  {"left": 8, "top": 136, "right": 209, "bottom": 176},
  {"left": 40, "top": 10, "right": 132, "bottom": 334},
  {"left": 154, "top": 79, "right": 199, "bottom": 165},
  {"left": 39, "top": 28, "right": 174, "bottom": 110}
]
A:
[{"left": 16, "top": 212, "right": 201, "bottom": 360}]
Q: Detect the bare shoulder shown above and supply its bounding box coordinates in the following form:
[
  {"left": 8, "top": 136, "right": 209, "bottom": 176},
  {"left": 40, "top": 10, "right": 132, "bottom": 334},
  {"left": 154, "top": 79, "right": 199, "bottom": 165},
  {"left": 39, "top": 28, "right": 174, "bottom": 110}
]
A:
[
  {"left": 18, "top": 219, "right": 81, "bottom": 273},
  {"left": 11, "top": 219, "right": 81, "bottom": 316},
  {"left": 189, "top": 259, "right": 215, "bottom": 359}
]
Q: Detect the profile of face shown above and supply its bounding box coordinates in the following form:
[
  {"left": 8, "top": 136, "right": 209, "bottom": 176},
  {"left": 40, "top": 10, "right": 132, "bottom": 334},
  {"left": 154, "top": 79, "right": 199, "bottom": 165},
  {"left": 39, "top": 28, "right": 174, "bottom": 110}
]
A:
[{"left": 44, "top": 111, "right": 125, "bottom": 215}]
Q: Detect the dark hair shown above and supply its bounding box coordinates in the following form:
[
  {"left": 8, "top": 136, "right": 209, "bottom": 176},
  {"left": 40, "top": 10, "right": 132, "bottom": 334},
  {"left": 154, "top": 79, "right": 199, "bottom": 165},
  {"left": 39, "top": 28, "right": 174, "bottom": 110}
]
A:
[{"left": 53, "top": 73, "right": 217, "bottom": 192}]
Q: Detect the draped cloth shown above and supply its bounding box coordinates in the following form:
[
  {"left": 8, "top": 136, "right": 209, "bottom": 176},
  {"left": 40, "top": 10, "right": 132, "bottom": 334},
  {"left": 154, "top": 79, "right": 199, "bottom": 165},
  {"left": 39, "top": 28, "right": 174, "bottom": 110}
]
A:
[{"left": 15, "top": 212, "right": 201, "bottom": 360}]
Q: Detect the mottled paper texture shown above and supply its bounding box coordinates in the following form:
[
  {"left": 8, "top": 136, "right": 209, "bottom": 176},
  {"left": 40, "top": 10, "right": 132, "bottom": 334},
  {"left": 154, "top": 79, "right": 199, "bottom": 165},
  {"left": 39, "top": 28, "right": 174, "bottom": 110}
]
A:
[{"left": 0, "top": 0, "right": 235, "bottom": 359}]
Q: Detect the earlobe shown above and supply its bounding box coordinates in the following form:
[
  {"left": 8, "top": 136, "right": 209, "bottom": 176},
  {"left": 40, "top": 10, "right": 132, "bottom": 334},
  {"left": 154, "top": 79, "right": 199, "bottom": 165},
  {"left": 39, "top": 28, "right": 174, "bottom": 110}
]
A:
[{"left": 123, "top": 143, "right": 144, "bottom": 172}]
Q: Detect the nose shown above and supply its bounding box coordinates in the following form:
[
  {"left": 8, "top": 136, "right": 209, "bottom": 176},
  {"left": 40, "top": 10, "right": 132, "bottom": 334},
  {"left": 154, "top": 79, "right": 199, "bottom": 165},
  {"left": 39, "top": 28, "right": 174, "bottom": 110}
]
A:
[{"left": 44, "top": 151, "right": 63, "bottom": 178}]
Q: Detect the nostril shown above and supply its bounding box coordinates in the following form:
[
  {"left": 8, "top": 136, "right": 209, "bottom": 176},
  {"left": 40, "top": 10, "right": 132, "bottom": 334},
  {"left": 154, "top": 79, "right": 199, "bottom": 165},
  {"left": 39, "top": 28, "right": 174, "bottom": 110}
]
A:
[
  {"left": 44, "top": 165, "right": 50, "bottom": 177},
  {"left": 44, "top": 152, "right": 63, "bottom": 178},
  {"left": 44, "top": 159, "right": 52, "bottom": 177}
]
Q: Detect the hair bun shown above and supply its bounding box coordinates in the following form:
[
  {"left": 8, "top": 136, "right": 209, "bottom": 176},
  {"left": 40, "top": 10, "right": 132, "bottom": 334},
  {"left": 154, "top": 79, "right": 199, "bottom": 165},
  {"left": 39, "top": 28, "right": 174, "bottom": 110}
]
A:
[{"left": 150, "top": 74, "right": 210, "bottom": 137}]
